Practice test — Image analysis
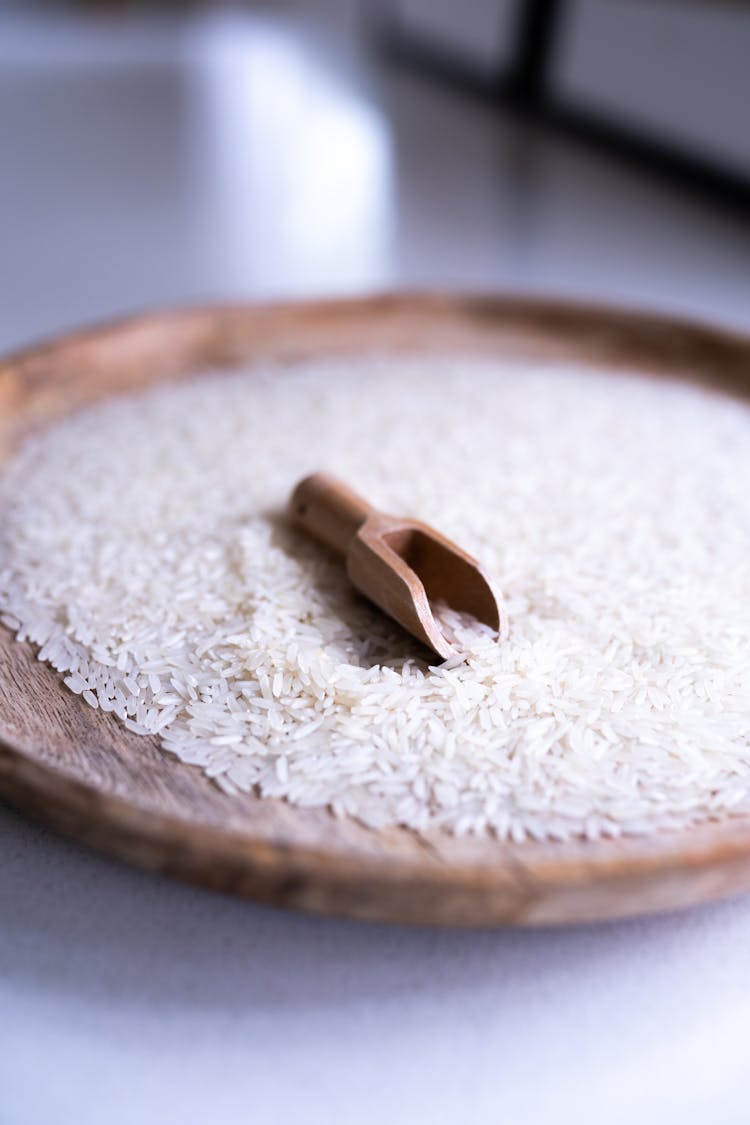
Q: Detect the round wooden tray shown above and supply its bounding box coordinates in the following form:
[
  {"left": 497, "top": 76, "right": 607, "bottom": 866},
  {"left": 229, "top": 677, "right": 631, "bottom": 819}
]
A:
[{"left": 2, "top": 294, "right": 750, "bottom": 927}]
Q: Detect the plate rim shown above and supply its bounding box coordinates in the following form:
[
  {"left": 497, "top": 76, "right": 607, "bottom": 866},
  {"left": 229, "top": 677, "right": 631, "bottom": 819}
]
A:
[{"left": 2, "top": 291, "right": 750, "bottom": 926}]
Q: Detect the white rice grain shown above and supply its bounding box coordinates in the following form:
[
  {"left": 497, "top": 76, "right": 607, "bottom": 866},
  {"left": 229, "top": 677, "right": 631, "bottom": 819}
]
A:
[{"left": 1, "top": 354, "right": 750, "bottom": 841}]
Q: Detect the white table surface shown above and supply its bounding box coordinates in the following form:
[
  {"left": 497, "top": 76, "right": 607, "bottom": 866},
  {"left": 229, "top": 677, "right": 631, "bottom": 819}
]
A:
[{"left": 2, "top": 13, "right": 750, "bottom": 1125}]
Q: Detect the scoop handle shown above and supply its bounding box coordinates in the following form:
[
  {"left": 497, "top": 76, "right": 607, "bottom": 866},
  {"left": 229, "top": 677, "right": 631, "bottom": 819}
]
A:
[{"left": 289, "top": 473, "right": 374, "bottom": 556}]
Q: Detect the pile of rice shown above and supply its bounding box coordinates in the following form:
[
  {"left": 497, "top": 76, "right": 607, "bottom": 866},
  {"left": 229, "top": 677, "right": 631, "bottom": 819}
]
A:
[{"left": 1, "top": 355, "right": 750, "bottom": 841}]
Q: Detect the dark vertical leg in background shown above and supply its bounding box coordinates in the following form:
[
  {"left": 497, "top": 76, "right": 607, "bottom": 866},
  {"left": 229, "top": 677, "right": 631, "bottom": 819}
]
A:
[
  {"left": 367, "top": 0, "right": 565, "bottom": 107},
  {"left": 366, "top": 0, "right": 750, "bottom": 214},
  {"left": 510, "top": 0, "right": 563, "bottom": 110}
]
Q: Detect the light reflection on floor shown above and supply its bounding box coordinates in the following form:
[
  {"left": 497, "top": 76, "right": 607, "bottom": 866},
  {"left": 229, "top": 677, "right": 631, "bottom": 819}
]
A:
[{"left": 0, "top": 11, "right": 749, "bottom": 353}]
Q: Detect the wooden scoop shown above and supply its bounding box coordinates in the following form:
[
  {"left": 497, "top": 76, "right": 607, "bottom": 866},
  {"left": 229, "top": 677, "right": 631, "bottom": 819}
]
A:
[{"left": 289, "top": 473, "right": 505, "bottom": 660}]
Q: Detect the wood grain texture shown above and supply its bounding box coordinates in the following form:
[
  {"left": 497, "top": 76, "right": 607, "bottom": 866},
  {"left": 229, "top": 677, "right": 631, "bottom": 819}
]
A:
[{"left": 1, "top": 293, "right": 750, "bottom": 927}]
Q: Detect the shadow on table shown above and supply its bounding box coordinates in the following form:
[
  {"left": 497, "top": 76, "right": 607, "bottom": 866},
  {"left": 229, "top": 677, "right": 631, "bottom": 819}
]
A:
[{"left": 1, "top": 803, "right": 746, "bottom": 1017}]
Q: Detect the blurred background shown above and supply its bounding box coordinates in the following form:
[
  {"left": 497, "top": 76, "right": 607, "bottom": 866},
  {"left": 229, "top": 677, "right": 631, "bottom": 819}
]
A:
[
  {"left": 1, "top": 0, "right": 749, "bottom": 353},
  {"left": 2, "top": 8, "right": 750, "bottom": 1125}
]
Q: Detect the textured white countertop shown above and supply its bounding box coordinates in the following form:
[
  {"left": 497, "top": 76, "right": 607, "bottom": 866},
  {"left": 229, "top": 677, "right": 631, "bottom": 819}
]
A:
[{"left": 2, "top": 13, "right": 750, "bottom": 1125}]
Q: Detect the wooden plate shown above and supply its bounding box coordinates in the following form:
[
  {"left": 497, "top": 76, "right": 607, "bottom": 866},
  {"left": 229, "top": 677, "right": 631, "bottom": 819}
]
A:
[{"left": 2, "top": 294, "right": 750, "bottom": 927}]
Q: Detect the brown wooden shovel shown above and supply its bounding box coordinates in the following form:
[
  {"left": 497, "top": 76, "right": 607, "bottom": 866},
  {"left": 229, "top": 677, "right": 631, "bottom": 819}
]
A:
[{"left": 289, "top": 472, "right": 505, "bottom": 660}]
